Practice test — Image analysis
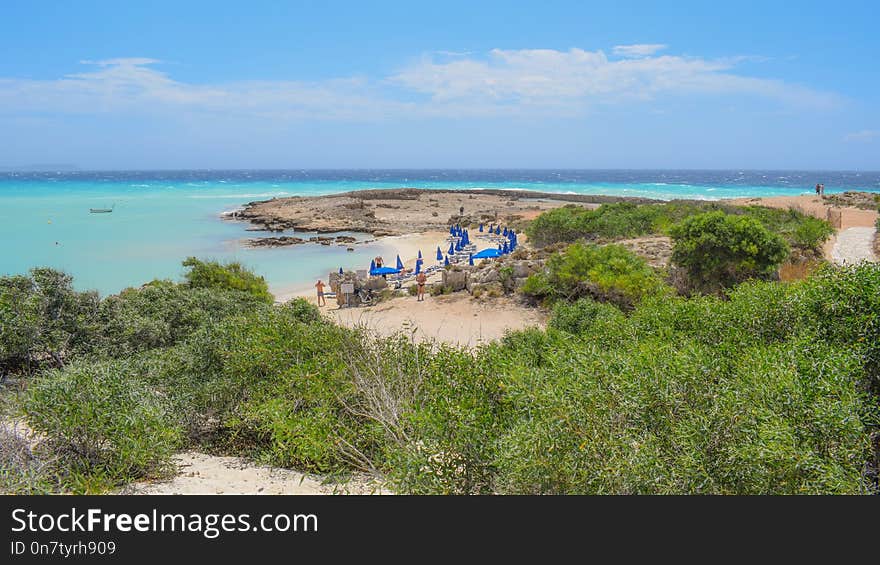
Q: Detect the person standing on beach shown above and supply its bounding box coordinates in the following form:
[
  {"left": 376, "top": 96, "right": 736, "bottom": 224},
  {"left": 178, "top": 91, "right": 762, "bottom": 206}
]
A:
[
  {"left": 416, "top": 271, "right": 427, "bottom": 301},
  {"left": 315, "top": 279, "right": 326, "bottom": 306},
  {"left": 816, "top": 183, "right": 821, "bottom": 196}
]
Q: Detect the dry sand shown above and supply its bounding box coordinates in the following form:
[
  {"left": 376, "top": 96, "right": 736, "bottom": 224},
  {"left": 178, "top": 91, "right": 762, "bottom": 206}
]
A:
[
  {"left": 327, "top": 292, "right": 546, "bottom": 347},
  {"left": 124, "top": 452, "right": 385, "bottom": 495}
]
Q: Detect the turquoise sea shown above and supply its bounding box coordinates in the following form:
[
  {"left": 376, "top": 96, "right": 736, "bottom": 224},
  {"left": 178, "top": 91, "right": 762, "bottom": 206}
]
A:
[{"left": 2, "top": 169, "right": 878, "bottom": 296}]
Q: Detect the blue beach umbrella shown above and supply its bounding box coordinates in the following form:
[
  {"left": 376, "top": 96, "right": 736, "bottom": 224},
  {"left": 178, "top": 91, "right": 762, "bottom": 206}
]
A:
[
  {"left": 371, "top": 266, "right": 400, "bottom": 276},
  {"left": 479, "top": 223, "right": 483, "bottom": 232},
  {"left": 436, "top": 246, "right": 443, "bottom": 261},
  {"left": 415, "top": 260, "right": 421, "bottom": 274},
  {"left": 370, "top": 259, "right": 376, "bottom": 272},
  {"left": 502, "top": 241, "right": 509, "bottom": 254},
  {"left": 444, "top": 255, "right": 449, "bottom": 266},
  {"left": 503, "top": 227, "right": 508, "bottom": 237},
  {"left": 495, "top": 225, "right": 501, "bottom": 235},
  {"left": 418, "top": 250, "right": 422, "bottom": 260},
  {"left": 449, "top": 225, "right": 455, "bottom": 235},
  {"left": 339, "top": 267, "right": 344, "bottom": 275},
  {"left": 396, "top": 255, "right": 404, "bottom": 270},
  {"left": 469, "top": 254, "right": 474, "bottom": 266},
  {"left": 448, "top": 241, "right": 455, "bottom": 255},
  {"left": 472, "top": 248, "right": 502, "bottom": 259}
]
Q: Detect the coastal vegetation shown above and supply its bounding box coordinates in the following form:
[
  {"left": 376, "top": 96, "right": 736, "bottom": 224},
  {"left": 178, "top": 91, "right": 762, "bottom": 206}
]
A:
[
  {"left": 2, "top": 203, "right": 878, "bottom": 495},
  {"left": 525, "top": 201, "right": 833, "bottom": 256}
]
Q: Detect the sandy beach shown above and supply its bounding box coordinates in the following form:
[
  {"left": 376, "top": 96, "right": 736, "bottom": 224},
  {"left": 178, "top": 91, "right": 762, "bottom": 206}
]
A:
[{"left": 327, "top": 292, "right": 547, "bottom": 347}]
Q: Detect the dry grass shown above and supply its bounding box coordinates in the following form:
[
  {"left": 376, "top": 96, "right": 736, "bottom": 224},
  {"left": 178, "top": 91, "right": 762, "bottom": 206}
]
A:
[{"left": 778, "top": 259, "right": 822, "bottom": 282}]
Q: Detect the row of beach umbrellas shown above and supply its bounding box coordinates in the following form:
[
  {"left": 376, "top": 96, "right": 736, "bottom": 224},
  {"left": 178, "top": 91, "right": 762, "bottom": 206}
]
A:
[{"left": 342, "top": 224, "right": 520, "bottom": 278}]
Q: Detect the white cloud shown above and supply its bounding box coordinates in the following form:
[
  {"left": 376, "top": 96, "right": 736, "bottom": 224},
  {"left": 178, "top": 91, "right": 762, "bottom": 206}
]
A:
[
  {"left": 0, "top": 48, "right": 839, "bottom": 122},
  {"left": 389, "top": 48, "right": 837, "bottom": 112},
  {"left": 612, "top": 44, "right": 668, "bottom": 58},
  {"left": 844, "top": 129, "right": 879, "bottom": 142}
]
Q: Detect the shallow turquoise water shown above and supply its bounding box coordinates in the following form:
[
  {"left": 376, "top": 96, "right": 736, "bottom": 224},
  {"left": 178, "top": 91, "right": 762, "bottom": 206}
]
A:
[{"left": 2, "top": 170, "right": 877, "bottom": 296}]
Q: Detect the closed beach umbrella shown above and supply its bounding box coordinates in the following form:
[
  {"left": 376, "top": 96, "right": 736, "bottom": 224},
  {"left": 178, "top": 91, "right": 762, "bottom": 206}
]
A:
[
  {"left": 503, "top": 227, "right": 508, "bottom": 237},
  {"left": 479, "top": 223, "right": 483, "bottom": 232},
  {"left": 469, "top": 254, "right": 474, "bottom": 266},
  {"left": 370, "top": 259, "right": 376, "bottom": 272},
  {"left": 415, "top": 260, "right": 421, "bottom": 274},
  {"left": 502, "top": 241, "right": 509, "bottom": 254},
  {"left": 463, "top": 230, "right": 469, "bottom": 245},
  {"left": 418, "top": 250, "right": 422, "bottom": 260},
  {"left": 436, "top": 246, "right": 443, "bottom": 261},
  {"left": 449, "top": 225, "right": 455, "bottom": 235},
  {"left": 448, "top": 241, "right": 455, "bottom": 255},
  {"left": 444, "top": 255, "right": 449, "bottom": 266},
  {"left": 339, "top": 267, "right": 343, "bottom": 275},
  {"left": 495, "top": 225, "right": 502, "bottom": 235}
]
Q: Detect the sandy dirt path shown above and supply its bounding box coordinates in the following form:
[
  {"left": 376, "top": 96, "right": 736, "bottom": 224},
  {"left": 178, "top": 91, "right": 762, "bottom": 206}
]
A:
[
  {"left": 124, "top": 452, "right": 384, "bottom": 495},
  {"left": 831, "top": 227, "right": 878, "bottom": 265}
]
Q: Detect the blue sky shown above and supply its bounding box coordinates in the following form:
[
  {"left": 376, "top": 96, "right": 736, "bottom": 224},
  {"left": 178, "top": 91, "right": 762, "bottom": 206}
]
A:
[{"left": 1, "top": 0, "right": 878, "bottom": 170}]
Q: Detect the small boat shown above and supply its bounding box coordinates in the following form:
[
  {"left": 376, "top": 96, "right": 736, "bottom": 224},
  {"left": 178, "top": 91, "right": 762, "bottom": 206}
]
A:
[{"left": 90, "top": 203, "right": 115, "bottom": 214}]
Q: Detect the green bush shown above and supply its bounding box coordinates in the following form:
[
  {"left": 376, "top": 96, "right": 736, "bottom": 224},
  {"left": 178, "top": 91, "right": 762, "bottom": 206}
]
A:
[
  {"left": 548, "top": 298, "right": 626, "bottom": 335},
  {"left": 0, "top": 268, "right": 100, "bottom": 375},
  {"left": 21, "top": 361, "right": 180, "bottom": 491},
  {"left": 182, "top": 257, "right": 273, "bottom": 303},
  {"left": 525, "top": 201, "right": 832, "bottom": 254},
  {"left": 96, "top": 281, "right": 270, "bottom": 356},
  {"left": 493, "top": 337, "right": 874, "bottom": 494},
  {"left": 522, "top": 243, "right": 669, "bottom": 307},
  {"left": 670, "top": 211, "right": 789, "bottom": 294}
]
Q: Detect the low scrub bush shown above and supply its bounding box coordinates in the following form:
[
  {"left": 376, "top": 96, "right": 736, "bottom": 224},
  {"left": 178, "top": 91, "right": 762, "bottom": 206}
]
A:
[
  {"left": 182, "top": 257, "right": 273, "bottom": 303},
  {"left": 21, "top": 361, "right": 180, "bottom": 491},
  {"left": 670, "top": 211, "right": 789, "bottom": 294},
  {"left": 0, "top": 268, "right": 100, "bottom": 375},
  {"left": 522, "top": 243, "right": 669, "bottom": 307}
]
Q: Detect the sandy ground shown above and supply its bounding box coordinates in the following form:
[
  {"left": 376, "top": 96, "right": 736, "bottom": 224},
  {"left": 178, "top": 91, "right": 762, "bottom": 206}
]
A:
[
  {"left": 326, "top": 292, "right": 546, "bottom": 347},
  {"left": 832, "top": 227, "right": 878, "bottom": 264},
  {"left": 124, "top": 452, "right": 385, "bottom": 495},
  {"left": 731, "top": 194, "right": 879, "bottom": 264}
]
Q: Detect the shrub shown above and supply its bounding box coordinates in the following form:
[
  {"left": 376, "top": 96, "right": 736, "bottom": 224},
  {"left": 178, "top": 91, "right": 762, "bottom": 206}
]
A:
[
  {"left": 548, "top": 298, "right": 626, "bottom": 335},
  {"left": 0, "top": 268, "right": 100, "bottom": 375},
  {"left": 493, "top": 337, "right": 874, "bottom": 494},
  {"left": 670, "top": 211, "right": 789, "bottom": 294},
  {"left": 21, "top": 361, "right": 180, "bottom": 491},
  {"left": 182, "top": 257, "right": 273, "bottom": 303},
  {"left": 522, "top": 243, "right": 668, "bottom": 307},
  {"left": 526, "top": 203, "right": 663, "bottom": 246},
  {"left": 800, "top": 264, "right": 880, "bottom": 395},
  {"left": 96, "top": 282, "right": 270, "bottom": 356},
  {"left": 525, "top": 201, "right": 830, "bottom": 254}
]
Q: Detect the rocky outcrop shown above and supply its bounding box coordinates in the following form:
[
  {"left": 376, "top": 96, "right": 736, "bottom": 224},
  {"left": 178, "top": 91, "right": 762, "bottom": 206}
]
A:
[
  {"left": 247, "top": 235, "right": 361, "bottom": 248},
  {"left": 230, "top": 188, "right": 664, "bottom": 237}
]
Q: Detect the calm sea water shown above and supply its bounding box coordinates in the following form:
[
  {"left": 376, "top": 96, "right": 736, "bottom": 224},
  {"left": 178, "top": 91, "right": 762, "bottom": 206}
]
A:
[{"left": 2, "top": 169, "right": 878, "bottom": 296}]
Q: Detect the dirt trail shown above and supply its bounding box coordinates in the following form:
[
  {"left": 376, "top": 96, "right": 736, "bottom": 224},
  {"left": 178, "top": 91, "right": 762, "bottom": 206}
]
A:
[{"left": 124, "top": 452, "right": 385, "bottom": 495}]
